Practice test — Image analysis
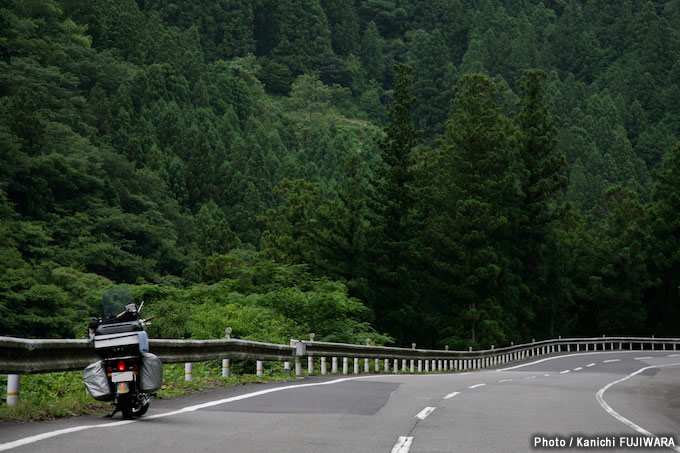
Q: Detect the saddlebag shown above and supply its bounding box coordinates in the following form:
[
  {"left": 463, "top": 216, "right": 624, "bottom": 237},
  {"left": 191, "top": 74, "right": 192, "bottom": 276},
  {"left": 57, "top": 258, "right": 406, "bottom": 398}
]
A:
[
  {"left": 139, "top": 352, "right": 163, "bottom": 393},
  {"left": 83, "top": 360, "right": 114, "bottom": 401}
]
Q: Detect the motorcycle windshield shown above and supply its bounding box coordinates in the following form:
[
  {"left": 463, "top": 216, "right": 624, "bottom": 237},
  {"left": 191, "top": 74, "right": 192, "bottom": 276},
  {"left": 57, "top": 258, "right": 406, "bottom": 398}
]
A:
[{"left": 101, "top": 285, "right": 135, "bottom": 320}]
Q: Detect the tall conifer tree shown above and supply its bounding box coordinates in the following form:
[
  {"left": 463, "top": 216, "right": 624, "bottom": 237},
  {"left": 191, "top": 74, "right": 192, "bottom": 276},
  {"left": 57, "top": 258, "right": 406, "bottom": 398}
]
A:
[
  {"left": 365, "top": 64, "right": 422, "bottom": 345},
  {"left": 515, "top": 70, "right": 566, "bottom": 335},
  {"left": 428, "top": 74, "right": 518, "bottom": 347}
]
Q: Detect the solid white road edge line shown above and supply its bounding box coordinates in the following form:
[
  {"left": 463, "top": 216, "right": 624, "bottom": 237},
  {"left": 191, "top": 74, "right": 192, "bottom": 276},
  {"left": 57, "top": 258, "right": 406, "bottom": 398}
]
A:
[
  {"left": 497, "top": 351, "right": 663, "bottom": 372},
  {"left": 0, "top": 371, "right": 470, "bottom": 452},
  {"left": 0, "top": 375, "right": 397, "bottom": 452},
  {"left": 416, "top": 406, "right": 436, "bottom": 420},
  {"left": 596, "top": 362, "right": 680, "bottom": 453},
  {"left": 391, "top": 436, "right": 414, "bottom": 453}
]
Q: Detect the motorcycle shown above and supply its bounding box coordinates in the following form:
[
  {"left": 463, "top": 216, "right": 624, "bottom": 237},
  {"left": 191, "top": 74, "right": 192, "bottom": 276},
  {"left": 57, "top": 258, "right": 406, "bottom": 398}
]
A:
[{"left": 83, "top": 286, "right": 163, "bottom": 419}]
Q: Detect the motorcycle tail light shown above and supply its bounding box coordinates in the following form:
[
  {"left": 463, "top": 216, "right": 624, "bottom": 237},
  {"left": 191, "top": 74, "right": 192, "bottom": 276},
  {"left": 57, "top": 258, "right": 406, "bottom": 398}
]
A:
[
  {"left": 106, "top": 366, "right": 113, "bottom": 373},
  {"left": 117, "top": 361, "right": 126, "bottom": 372}
]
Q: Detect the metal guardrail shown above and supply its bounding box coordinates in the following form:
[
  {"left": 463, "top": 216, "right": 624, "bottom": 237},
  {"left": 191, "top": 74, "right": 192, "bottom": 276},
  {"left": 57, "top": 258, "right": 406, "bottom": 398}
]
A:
[
  {"left": 2, "top": 335, "right": 679, "bottom": 375},
  {"left": 0, "top": 337, "right": 96, "bottom": 374},
  {"left": 300, "top": 336, "right": 680, "bottom": 361},
  {"left": 0, "top": 337, "right": 295, "bottom": 374},
  {"left": 2, "top": 335, "right": 679, "bottom": 405}
]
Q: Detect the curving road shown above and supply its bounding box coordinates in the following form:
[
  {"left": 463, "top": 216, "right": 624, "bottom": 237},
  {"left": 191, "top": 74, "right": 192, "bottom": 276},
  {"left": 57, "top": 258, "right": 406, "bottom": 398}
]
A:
[{"left": 1, "top": 351, "right": 678, "bottom": 452}]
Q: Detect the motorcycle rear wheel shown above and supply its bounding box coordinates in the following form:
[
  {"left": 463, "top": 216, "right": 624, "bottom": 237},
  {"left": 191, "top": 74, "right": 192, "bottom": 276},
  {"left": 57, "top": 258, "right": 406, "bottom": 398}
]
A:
[
  {"left": 118, "top": 393, "right": 150, "bottom": 419},
  {"left": 133, "top": 399, "right": 150, "bottom": 417}
]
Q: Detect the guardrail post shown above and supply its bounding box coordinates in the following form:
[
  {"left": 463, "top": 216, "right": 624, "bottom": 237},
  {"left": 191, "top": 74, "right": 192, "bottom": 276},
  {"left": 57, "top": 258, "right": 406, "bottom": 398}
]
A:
[
  {"left": 418, "top": 360, "right": 422, "bottom": 372},
  {"left": 425, "top": 360, "right": 429, "bottom": 372},
  {"left": 291, "top": 339, "right": 304, "bottom": 376},
  {"left": 332, "top": 357, "right": 338, "bottom": 373},
  {"left": 307, "top": 334, "right": 315, "bottom": 375},
  {"left": 284, "top": 361, "right": 291, "bottom": 375},
  {"left": 393, "top": 359, "right": 398, "bottom": 374},
  {"left": 343, "top": 357, "right": 348, "bottom": 375},
  {"left": 256, "top": 360, "right": 264, "bottom": 377},
  {"left": 384, "top": 358, "right": 389, "bottom": 373},
  {"left": 401, "top": 359, "right": 406, "bottom": 372},
  {"left": 354, "top": 358, "right": 359, "bottom": 374},
  {"left": 410, "top": 360, "right": 415, "bottom": 373},
  {"left": 365, "top": 358, "right": 369, "bottom": 373},
  {"left": 7, "top": 374, "right": 19, "bottom": 406},
  {"left": 222, "top": 327, "right": 233, "bottom": 378},
  {"left": 321, "top": 357, "right": 327, "bottom": 375},
  {"left": 185, "top": 362, "right": 193, "bottom": 381}
]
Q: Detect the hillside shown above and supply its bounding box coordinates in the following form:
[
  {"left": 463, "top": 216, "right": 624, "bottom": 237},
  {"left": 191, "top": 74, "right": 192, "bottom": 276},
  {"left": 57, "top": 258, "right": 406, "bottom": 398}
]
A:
[{"left": 0, "top": 0, "right": 679, "bottom": 348}]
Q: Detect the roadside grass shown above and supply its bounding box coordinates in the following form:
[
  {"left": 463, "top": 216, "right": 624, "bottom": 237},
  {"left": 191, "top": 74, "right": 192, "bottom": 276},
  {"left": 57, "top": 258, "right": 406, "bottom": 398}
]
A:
[{"left": 0, "top": 362, "right": 294, "bottom": 422}]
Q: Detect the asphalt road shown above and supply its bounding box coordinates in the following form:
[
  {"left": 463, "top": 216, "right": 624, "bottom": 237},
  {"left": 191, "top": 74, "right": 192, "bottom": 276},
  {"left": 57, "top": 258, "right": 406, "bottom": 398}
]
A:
[{"left": 1, "top": 351, "right": 679, "bottom": 452}]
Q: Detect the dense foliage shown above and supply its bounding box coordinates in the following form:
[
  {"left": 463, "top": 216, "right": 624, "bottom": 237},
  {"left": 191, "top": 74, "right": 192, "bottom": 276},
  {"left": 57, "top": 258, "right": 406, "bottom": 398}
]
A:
[{"left": 1, "top": 0, "right": 679, "bottom": 349}]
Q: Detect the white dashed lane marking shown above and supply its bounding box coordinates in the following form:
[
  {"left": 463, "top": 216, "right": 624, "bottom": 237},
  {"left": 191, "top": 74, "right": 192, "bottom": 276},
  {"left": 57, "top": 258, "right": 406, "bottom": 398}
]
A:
[
  {"left": 443, "top": 392, "right": 460, "bottom": 400},
  {"left": 416, "top": 407, "right": 436, "bottom": 420},
  {"left": 603, "top": 359, "right": 620, "bottom": 363},
  {"left": 468, "top": 383, "right": 486, "bottom": 389},
  {"left": 391, "top": 436, "right": 413, "bottom": 453}
]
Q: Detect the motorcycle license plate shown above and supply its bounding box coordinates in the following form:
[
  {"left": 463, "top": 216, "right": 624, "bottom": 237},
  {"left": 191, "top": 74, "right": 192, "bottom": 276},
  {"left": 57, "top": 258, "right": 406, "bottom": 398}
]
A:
[{"left": 111, "top": 371, "right": 134, "bottom": 382}]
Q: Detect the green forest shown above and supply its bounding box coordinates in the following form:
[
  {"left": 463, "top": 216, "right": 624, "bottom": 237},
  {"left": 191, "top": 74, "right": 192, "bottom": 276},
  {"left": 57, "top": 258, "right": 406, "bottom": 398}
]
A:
[{"left": 1, "top": 0, "right": 679, "bottom": 350}]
